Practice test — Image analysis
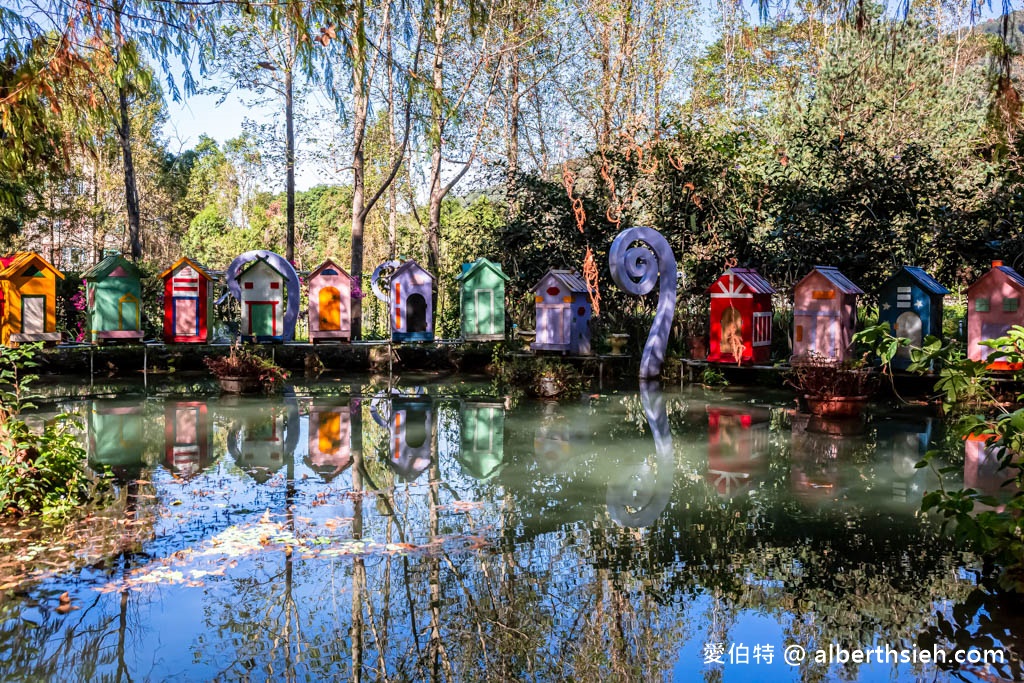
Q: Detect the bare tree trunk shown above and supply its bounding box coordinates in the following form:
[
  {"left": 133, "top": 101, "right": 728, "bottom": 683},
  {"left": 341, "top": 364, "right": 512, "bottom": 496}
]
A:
[
  {"left": 350, "top": 0, "right": 368, "bottom": 339},
  {"left": 426, "top": 1, "right": 446, "bottom": 276},
  {"left": 285, "top": 36, "right": 296, "bottom": 263},
  {"left": 505, "top": 13, "right": 521, "bottom": 218},
  {"left": 387, "top": 31, "right": 399, "bottom": 258},
  {"left": 117, "top": 82, "right": 142, "bottom": 260}
]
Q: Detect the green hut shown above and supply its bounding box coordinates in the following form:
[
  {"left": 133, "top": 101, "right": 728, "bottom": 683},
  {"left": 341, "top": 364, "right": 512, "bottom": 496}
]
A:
[
  {"left": 83, "top": 255, "right": 144, "bottom": 343},
  {"left": 456, "top": 258, "right": 509, "bottom": 341},
  {"left": 458, "top": 402, "right": 505, "bottom": 481},
  {"left": 87, "top": 401, "right": 147, "bottom": 471}
]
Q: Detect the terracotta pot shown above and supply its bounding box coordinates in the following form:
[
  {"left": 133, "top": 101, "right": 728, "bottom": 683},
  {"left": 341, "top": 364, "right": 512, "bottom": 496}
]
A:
[
  {"left": 218, "top": 376, "right": 262, "bottom": 394},
  {"left": 804, "top": 395, "right": 868, "bottom": 419}
]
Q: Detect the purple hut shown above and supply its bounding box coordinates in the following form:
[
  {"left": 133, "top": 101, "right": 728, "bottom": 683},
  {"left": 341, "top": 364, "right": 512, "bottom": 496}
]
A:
[
  {"left": 391, "top": 259, "right": 435, "bottom": 342},
  {"left": 531, "top": 269, "right": 591, "bottom": 355}
]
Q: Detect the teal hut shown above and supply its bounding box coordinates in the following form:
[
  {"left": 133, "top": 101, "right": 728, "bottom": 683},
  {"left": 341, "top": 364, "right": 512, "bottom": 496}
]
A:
[
  {"left": 83, "top": 255, "right": 144, "bottom": 343},
  {"left": 457, "top": 258, "right": 509, "bottom": 341},
  {"left": 458, "top": 402, "right": 505, "bottom": 481}
]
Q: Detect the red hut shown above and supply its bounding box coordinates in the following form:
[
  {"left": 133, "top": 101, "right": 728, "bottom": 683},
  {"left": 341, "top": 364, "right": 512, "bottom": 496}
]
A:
[
  {"left": 706, "top": 267, "right": 775, "bottom": 364},
  {"left": 967, "top": 260, "right": 1024, "bottom": 368},
  {"left": 705, "top": 406, "right": 770, "bottom": 498},
  {"left": 161, "top": 257, "right": 215, "bottom": 343},
  {"left": 792, "top": 266, "right": 863, "bottom": 362}
]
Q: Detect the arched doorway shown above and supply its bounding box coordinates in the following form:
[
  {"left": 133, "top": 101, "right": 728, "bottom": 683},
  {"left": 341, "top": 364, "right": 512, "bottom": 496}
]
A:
[
  {"left": 895, "top": 311, "right": 922, "bottom": 359},
  {"left": 720, "top": 307, "right": 744, "bottom": 359},
  {"left": 407, "top": 293, "right": 428, "bottom": 333}
]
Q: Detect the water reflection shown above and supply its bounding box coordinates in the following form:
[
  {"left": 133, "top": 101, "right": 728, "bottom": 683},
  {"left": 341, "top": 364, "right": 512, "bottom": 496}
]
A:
[
  {"left": 3, "top": 386, "right": 1017, "bottom": 682},
  {"left": 964, "top": 434, "right": 1020, "bottom": 512}
]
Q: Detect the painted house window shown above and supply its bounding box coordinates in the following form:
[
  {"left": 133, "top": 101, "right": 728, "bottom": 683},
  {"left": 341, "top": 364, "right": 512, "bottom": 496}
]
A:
[
  {"left": 244, "top": 282, "right": 254, "bottom": 290},
  {"left": 753, "top": 312, "right": 772, "bottom": 347},
  {"left": 975, "top": 298, "right": 990, "bottom": 312},
  {"left": 795, "top": 325, "right": 804, "bottom": 342},
  {"left": 896, "top": 286, "right": 912, "bottom": 309},
  {"left": 270, "top": 282, "right": 280, "bottom": 290},
  {"left": 811, "top": 290, "right": 835, "bottom": 300},
  {"left": 1005, "top": 298, "right": 1020, "bottom": 313}
]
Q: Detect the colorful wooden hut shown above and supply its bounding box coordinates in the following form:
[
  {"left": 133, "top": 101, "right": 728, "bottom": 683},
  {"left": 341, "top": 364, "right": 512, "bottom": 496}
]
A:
[
  {"left": 384, "top": 398, "right": 433, "bottom": 480},
  {"left": 456, "top": 258, "right": 509, "bottom": 341},
  {"left": 459, "top": 402, "right": 505, "bottom": 481},
  {"left": 706, "top": 267, "right": 775, "bottom": 365},
  {"left": 531, "top": 269, "right": 592, "bottom": 355},
  {"left": 87, "top": 401, "right": 146, "bottom": 470},
  {"left": 238, "top": 256, "right": 287, "bottom": 342},
  {"left": 164, "top": 401, "right": 212, "bottom": 479},
  {"left": 308, "top": 259, "right": 352, "bottom": 343},
  {"left": 307, "top": 401, "right": 352, "bottom": 482},
  {"left": 83, "top": 255, "right": 144, "bottom": 343},
  {"left": 160, "top": 257, "right": 214, "bottom": 343},
  {"left": 792, "top": 266, "right": 863, "bottom": 362},
  {"left": 706, "top": 406, "right": 770, "bottom": 498},
  {"left": 231, "top": 410, "right": 288, "bottom": 484},
  {"left": 0, "top": 252, "right": 64, "bottom": 346},
  {"left": 967, "top": 260, "right": 1024, "bottom": 366},
  {"left": 390, "top": 259, "right": 435, "bottom": 342},
  {"left": 877, "top": 267, "right": 949, "bottom": 370}
]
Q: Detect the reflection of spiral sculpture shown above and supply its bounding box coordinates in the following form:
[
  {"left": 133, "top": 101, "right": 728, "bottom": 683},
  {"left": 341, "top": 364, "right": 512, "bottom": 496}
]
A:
[
  {"left": 220, "top": 250, "right": 301, "bottom": 341},
  {"left": 607, "top": 380, "right": 674, "bottom": 527},
  {"left": 609, "top": 227, "right": 677, "bottom": 379}
]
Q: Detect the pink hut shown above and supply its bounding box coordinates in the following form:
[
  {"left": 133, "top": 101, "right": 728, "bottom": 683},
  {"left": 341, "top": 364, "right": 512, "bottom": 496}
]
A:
[
  {"left": 390, "top": 260, "right": 435, "bottom": 343},
  {"left": 706, "top": 267, "right": 775, "bottom": 364},
  {"left": 164, "top": 401, "right": 212, "bottom": 480},
  {"left": 531, "top": 270, "right": 592, "bottom": 355},
  {"left": 967, "top": 260, "right": 1024, "bottom": 367},
  {"left": 307, "top": 259, "right": 352, "bottom": 343},
  {"left": 307, "top": 402, "right": 352, "bottom": 482},
  {"left": 792, "top": 266, "right": 863, "bottom": 362}
]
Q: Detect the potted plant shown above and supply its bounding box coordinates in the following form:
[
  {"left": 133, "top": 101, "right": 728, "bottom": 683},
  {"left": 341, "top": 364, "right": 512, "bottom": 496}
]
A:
[
  {"left": 785, "top": 354, "right": 878, "bottom": 418},
  {"left": 204, "top": 345, "right": 289, "bottom": 394},
  {"left": 608, "top": 333, "right": 629, "bottom": 355}
]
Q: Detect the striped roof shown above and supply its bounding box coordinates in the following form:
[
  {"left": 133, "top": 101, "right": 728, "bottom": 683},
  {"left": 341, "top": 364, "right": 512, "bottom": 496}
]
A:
[
  {"left": 802, "top": 266, "right": 863, "bottom": 295},
  {"left": 533, "top": 269, "right": 589, "bottom": 294},
  {"left": 706, "top": 267, "right": 775, "bottom": 294},
  {"left": 159, "top": 256, "right": 213, "bottom": 281},
  {"left": 997, "top": 264, "right": 1024, "bottom": 288},
  {"left": 896, "top": 266, "right": 950, "bottom": 296}
]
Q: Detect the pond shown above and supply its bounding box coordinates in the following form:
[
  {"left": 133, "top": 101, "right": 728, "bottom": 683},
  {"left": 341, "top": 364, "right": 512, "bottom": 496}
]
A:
[{"left": 0, "top": 378, "right": 1021, "bottom": 682}]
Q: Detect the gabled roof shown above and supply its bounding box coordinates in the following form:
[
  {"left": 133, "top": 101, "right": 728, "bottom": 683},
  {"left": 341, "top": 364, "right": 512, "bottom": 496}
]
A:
[
  {"left": 0, "top": 252, "right": 64, "bottom": 280},
  {"left": 82, "top": 255, "right": 140, "bottom": 280},
  {"left": 392, "top": 259, "right": 435, "bottom": 281},
  {"left": 532, "top": 269, "right": 589, "bottom": 294},
  {"left": 798, "top": 266, "right": 863, "bottom": 295},
  {"left": 706, "top": 267, "right": 775, "bottom": 294},
  {"left": 159, "top": 256, "right": 213, "bottom": 281},
  {"left": 886, "top": 266, "right": 950, "bottom": 296},
  {"left": 308, "top": 258, "right": 351, "bottom": 280},
  {"left": 238, "top": 256, "right": 286, "bottom": 280},
  {"left": 997, "top": 264, "right": 1024, "bottom": 288},
  {"left": 456, "top": 258, "right": 510, "bottom": 282}
]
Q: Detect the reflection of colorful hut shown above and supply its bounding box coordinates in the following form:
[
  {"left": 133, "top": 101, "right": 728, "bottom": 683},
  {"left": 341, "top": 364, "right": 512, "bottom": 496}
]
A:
[
  {"left": 83, "top": 255, "right": 144, "bottom": 343},
  {"left": 390, "top": 260, "right": 435, "bottom": 342},
  {"left": 307, "top": 402, "right": 352, "bottom": 482},
  {"left": 877, "top": 267, "right": 949, "bottom": 370},
  {"left": 387, "top": 399, "right": 433, "bottom": 480},
  {"left": 967, "top": 261, "right": 1024, "bottom": 367},
  {"left": 964, "top": 435, "right": 1019, "bottom": 511},
  {"left": 161, "top": 257, "right": 215, "bottom": 343},
  {"left": 531, "top": 270, "right": 591, "bottom": 355},
  {"left": 705, "top": 406, "right": 770, "bottom": 498},
  {"left": 792, "top": 266, "right": 863, "bottom": 362},
  {"left": 877, "top": 418, "right": 933, "bottom": 503},
  {"left": 164, "top": 401, "right": 212, "bottom": 479},
  {"left": 457, "top": 259, "right": 509, "bottom": 341},
  {"left": 459, "top": 402, "right": 505, "bottom": 480},
  {"left": 88, "top": 401, "right": 147, "bottom": 471},
  {"left": 0, "top": 252, "right": 65, "bottom": 346},
  {"left": 239, "top": 257, "right": 287, "bottom": 342},
  {"left": 789, "top": 413, "right": 865, "bottom": 504},
  {"left": 308, "top": 259, "right": 352, "bottom": 343},
  {"left": 534, "top": 403, "right": 583, "bottom": 474},
  {"left": 233, "top": 412, "right": 287, "bottom": 484},
  {"left": 706, "top": 267, "right": 775, "bottom": 364}
]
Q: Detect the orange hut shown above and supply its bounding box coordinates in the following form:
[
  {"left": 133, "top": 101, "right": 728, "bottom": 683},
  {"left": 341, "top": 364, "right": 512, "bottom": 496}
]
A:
[{"left": 0, "top": 252, "right": 65, "bottom": 346}]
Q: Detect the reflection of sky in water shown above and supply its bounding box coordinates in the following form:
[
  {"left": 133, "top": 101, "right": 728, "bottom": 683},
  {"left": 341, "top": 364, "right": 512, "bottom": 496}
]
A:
[{"left": 0, "top": 385, "right": 1017, "bottom": 682}]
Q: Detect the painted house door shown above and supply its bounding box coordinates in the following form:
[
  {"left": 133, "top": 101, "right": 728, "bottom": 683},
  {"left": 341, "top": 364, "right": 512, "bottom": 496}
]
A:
[
  {"left": 318, "top": 412, "right": 341, "bottom": 454},
  {"left": 174, "top": 298, "right": 199, "bottom": 336},
  {"left": 895, "top": 311, "right": 922, "bottom": 360},
  {"left": 537, "top": 306, "right": 568, "bottom": 345},
  {"left": 815, "top": 314, "right": 836, "bottom": 357},
  {"left": 474, "top": 290, "right": 494, "bottom": 334},
  {"left": 22, "top": 296, "right": 45, "bottom": 334},
  {"left": 407, "top": 293, "right": 428, "bottom": 333},
  {"left": 119, "top": 296, "right": 139, "bottom": 331},
  {"left": 319, "top": 287, "right": 341, "bottom": 331},
  {"left": 720, "top": 307, "right": 743, "bottom": 359},
  {"left": 793, "top": 314, "right": 816, "bottom": 356},
  {"left": 250, "top": 304, "right": 275, "bottom": 336}
]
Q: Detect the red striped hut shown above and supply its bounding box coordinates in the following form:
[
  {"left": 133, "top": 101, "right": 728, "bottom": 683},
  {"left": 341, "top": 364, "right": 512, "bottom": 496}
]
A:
[{"left": 161, "top": 257, "right": 215, "bottom": 343}]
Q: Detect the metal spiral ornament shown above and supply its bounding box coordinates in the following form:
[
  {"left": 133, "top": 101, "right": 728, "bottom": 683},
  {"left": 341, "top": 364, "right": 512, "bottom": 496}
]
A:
[{"left": 609, "top": 227, "right": 677, "bottom": 379}]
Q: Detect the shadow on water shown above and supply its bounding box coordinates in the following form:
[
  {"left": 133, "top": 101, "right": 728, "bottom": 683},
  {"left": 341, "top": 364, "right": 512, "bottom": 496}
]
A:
[{"left": 0, "top": 381, "right": 1020, "bottom": 681}]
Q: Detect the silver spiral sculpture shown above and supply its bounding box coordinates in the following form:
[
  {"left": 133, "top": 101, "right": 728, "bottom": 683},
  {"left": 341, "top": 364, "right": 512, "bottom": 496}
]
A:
[{"left": 609, "top": 227, "right": 677, "bottom": 379}]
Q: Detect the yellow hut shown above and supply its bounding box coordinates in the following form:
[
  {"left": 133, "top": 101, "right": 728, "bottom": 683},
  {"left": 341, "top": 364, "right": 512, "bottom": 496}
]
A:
[{"left": 0, "top": 252, "right": 64, "bottom": 346}]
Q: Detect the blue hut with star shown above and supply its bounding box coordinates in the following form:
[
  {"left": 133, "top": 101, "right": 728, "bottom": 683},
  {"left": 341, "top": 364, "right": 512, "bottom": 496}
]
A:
[{"left": 877, "top": 266, "right": 950, "bottom": 370}]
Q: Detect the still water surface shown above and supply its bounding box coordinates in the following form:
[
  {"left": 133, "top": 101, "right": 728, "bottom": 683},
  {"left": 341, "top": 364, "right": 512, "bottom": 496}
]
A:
[{"left": 1, "top": 379, "right": 1021, "bottom": 682}]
